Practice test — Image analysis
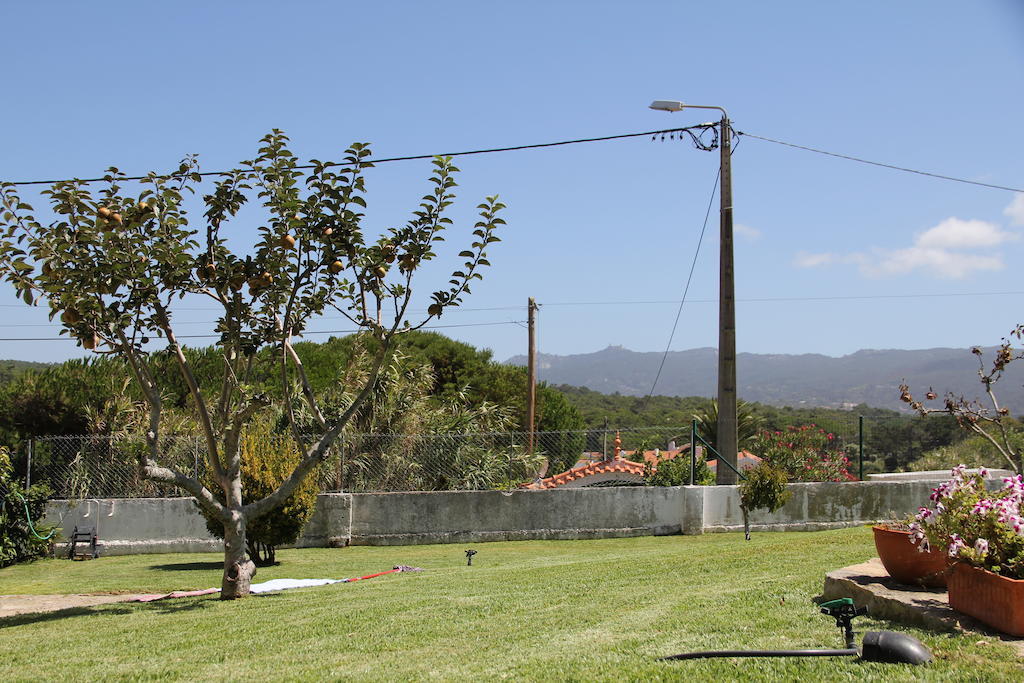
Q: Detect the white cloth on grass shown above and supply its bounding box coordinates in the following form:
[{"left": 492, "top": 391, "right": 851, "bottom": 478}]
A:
[{"left": 248, "top": 578, "right": 343, "bottom": 594}]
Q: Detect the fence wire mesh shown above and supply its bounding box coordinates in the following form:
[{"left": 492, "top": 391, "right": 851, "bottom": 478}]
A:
[
  {"left": 30, "top": 427, "right": 697, "bottom": 499},
  {"left": 25, "top": 414, "right": 951, "bottom": 499}
]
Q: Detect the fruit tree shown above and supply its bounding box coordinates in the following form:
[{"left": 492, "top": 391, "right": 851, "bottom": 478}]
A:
[{"left": 0, "top": 131, "right": 506, "bottom": 597}]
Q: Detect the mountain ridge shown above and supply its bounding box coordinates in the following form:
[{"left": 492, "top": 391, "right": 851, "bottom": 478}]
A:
[{"left": 506, "top": 345, "right": 1024, "bottom": 412}]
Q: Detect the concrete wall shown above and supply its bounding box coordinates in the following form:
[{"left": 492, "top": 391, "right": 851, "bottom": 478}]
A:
[
  {"left": 43, "top": 478, "right": 954, "bottom": 556},
  {"left": 348, "top": 487, "right": 687, "bottom": 545},
  {"left": 48, "top": 498, "right": 221, "bottom": 555},
  {"left": 701, "top": 480, "right": 940, "bottom": 533}
]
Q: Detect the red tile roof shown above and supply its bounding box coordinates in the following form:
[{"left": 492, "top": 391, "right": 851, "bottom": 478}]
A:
[
  {"left": 521, "top": 445, "right": 762, "bottom": 489},
  {"left": 521, "top": 456, "right": 647, "bottom": 489},
  {"left": 522, "top": 445, "right": 704, "bottom": 490}
]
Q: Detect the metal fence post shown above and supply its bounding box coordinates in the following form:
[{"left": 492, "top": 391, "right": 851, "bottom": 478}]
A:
[
  {"left": 26, "top": 438, "right": 33, "bottom": 489},
  {"left": 690, "top": 420, "right": 697, "bottom": 486},
  {"left": 342, "top": 432, "right": 350, "bottom": 491},
  {"left": 858, "top": 415, "right": 865, "bottom": 481}
]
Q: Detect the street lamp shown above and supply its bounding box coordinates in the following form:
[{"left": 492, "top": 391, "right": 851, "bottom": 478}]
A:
[{"left": 650, "top": 99, "right": 738, "bottom": 485}]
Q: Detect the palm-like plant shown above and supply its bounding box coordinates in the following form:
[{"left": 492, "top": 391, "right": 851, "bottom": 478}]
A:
[{"left": 690, "top": 399, "right": 765, "bottom": 453}]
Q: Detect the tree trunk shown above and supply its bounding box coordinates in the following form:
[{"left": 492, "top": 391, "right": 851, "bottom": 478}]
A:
[
  {"left": 742, "top": 504, "right": 751, "bottom": 541},
  {"left": 221, "top": 513, "right": 256, "bottom": 599}
]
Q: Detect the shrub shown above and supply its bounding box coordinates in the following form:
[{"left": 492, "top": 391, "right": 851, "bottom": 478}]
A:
[
  {"left": 0, "top": 446, "right": 55, "bottom": 567},
  {"left": 752, "top": 425, "right": 853, "bottom": 482},
  {"left": 644, "top": 453, "right": 714, "bottom": 486},
  {"left": 199, "top": 422, "right": 319, "bottom": 566}
]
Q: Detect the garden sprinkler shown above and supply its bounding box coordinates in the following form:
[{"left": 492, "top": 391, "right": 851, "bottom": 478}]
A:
[
  {"left": 659, "top": 598, "right": 933, "bottom": 665},
  {"left": 465, "top": 549, "right": 477, "bottom": 566}
]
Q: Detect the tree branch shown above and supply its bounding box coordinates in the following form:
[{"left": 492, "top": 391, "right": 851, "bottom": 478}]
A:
[
  {"left": 285, "top": 340, "right": 326, "bottom": 429},
  {"left": 155, "top": 301, "right": 225, "bottom": 483},
  {"left": 244, "top": 329, "right": 398, "bottom": 520}
]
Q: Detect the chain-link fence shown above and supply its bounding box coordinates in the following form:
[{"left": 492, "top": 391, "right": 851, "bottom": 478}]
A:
[
  {"left": 28, "top": 435, "right": 206, "bottom": 499},
  {"left": 22, "top": 414, "right": 970, "bottom": 499}
]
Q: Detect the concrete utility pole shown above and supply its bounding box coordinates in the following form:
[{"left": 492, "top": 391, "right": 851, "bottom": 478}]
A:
[
  {"left": 526, "top": 297, "right": 538, "bottom": 454},
  {"left": 715, "top": 115, "right": 738, "bottom": 485},
  {"left": 649, "top": 100, "right": 738, "bottom": 484}
]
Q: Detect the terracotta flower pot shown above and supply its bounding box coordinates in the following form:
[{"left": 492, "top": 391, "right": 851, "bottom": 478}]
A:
[
  {"left": 948, "top": 562, "right": 1024, "bottom": 636},
  {"left": 872, "top": 525, "right": 948, "bottom": 588}
]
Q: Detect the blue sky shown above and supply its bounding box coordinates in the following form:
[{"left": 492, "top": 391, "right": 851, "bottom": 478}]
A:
[{"left": 1, "top": 0, "right": 1023, "bottom": 367}]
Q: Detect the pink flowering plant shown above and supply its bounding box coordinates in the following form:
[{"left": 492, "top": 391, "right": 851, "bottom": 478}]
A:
[
  {"left": 909, "top": 464, "right": 1024, "bottom": 579},
  {"left": 751, "top": 424, "right": 853, "bottom": 482}
]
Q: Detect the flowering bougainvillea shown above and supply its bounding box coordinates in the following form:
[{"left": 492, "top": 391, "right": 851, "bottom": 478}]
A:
[
  {"left": 751, "top": 424, "right": 854, "bottom": 482},
  {"left": 909, "top": 465, "right": 1024, "bottom": 579}
]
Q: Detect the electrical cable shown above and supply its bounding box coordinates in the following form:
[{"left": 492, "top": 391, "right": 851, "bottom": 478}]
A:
[
  {"left": 736, "top": 131, "right": 1024, "bottom": 194},
  {"left": 2, "top": 291, "right": 1020, "bottom": 328},
  {"left": 645, "top": 166, "right": 720, "bottom": 399},
  {"left": 3, "top": 125, "right": 717, "bottom": 187},
  {"left": 540, "top": 291, "right": 1024, "bottom": 306},
  {"left": 0, "top": 319, "right": 525, "bottom": 342},
  {"left": 4, "top": 125, "right": 1015, "bottom": 193}
]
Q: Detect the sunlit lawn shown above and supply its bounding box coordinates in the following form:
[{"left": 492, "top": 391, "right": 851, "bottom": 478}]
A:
[{"left": 1, "top": 528, "right": 1020, "bottom": 681}]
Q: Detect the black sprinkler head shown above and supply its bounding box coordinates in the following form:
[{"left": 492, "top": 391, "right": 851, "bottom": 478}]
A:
[
  {"left": 861, "top": 631, "right": 933, "bottom": 665},
  {"left": 465, "top": 549, "right": 477, "bottom": 566}
]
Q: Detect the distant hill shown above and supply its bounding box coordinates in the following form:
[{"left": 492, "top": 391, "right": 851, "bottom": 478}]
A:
[
  {"left": 0, "top": 359, "right": 51, "bottom": 384},
  {"left": 506, "top": 346, "right": 1024, "bottom": 413}
]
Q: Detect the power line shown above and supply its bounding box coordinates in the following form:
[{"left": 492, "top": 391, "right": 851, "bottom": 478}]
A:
[
  {"left": 2, "top": 290, "right": 1020, "bottom": 325},
  {"left": 0, "top": 319, "right": 524, "bottom": 342},
  {"left": 647, "top": 167, "right": 719, "bottom": 399},
  {"left": 5, "top": 125, "right": 1017, "bottom": 195},
  {"left": 737, "top": 131, "right": 1024, "bottom": 194},
  {"left": 543, "top": 291, "right": 1024, "bottom": 306},
  {"left": 3, "top": 126, "right": 716, "bottom": 186}
]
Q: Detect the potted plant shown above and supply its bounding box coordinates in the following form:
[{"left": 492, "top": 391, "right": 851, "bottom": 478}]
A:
[
  {"left": 872, "top": 517, "right": 948, "bottom": 588},
  {"left": 910, "top": 465, "right": 1024, "bottom": 635}
]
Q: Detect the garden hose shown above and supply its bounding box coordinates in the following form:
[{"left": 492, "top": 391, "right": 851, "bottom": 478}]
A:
[
  {"left": 13, "top": 491, "right": 58, "bottom": 541},
  {"left": 659, "top": 598, "right": 933, "bottom": 665},
  {"left": 661, "top": 648, "right": 858, "bottom": 660}
]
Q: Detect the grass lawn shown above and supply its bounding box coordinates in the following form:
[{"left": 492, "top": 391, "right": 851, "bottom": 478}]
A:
[{"left": 0, "top": 527, "right": 1020, "bottom": 681}]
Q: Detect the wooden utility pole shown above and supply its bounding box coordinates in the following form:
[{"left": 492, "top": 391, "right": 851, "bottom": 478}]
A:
[{"left": 526, "top": 297, "right": 538, "bottom": 453}]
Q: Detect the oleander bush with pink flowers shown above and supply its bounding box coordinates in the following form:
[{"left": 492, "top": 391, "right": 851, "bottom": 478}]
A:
[
  {"left": 910, "top": 465, "right": 1024, "bottom": 579},
  {"left": 751, "top": 424, "right": 855, "bottom": 482}
]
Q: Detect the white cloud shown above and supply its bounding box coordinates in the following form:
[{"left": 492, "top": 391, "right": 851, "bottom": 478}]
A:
[
  {"left": 914, "top": 217, "right": 1016, "bottom": 249},
  {"left": 793, "top": 216, "right": 1019, "bottom": 280},
  {"left": 860, "top": 247, "right": 1003, "bottom": 279},
  {"left": 793, "top": 251, "right": 835, "bottom": 268},
  {"left": 1005, "top": 195, "right": 1024, "bottom": 227},
  {"left": 735, "top": 223, "right": 762, "bottom": 241}
]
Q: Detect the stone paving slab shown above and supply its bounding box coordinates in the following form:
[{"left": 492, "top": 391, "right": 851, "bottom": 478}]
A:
[{"left": 824, "top": 558, "right": 1024, "bottom": 656}]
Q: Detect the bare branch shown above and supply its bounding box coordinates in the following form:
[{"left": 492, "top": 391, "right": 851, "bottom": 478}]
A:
[
  {"left": 245, "top": 328, "right": 399, "bottom": 520},
  {"left": 285, "top": 340, "right": 326, "bottom": 429},
  {"left": 155, "top": 301, "right": 225, "bottom": 482}
]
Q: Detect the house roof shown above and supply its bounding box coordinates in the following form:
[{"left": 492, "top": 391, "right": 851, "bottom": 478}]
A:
[
  {"left": 521, "top": 456, "right": 646, "bottom": 489},
  {"left": 521, "top": 441, "right": 763, "bottom": 490}
]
